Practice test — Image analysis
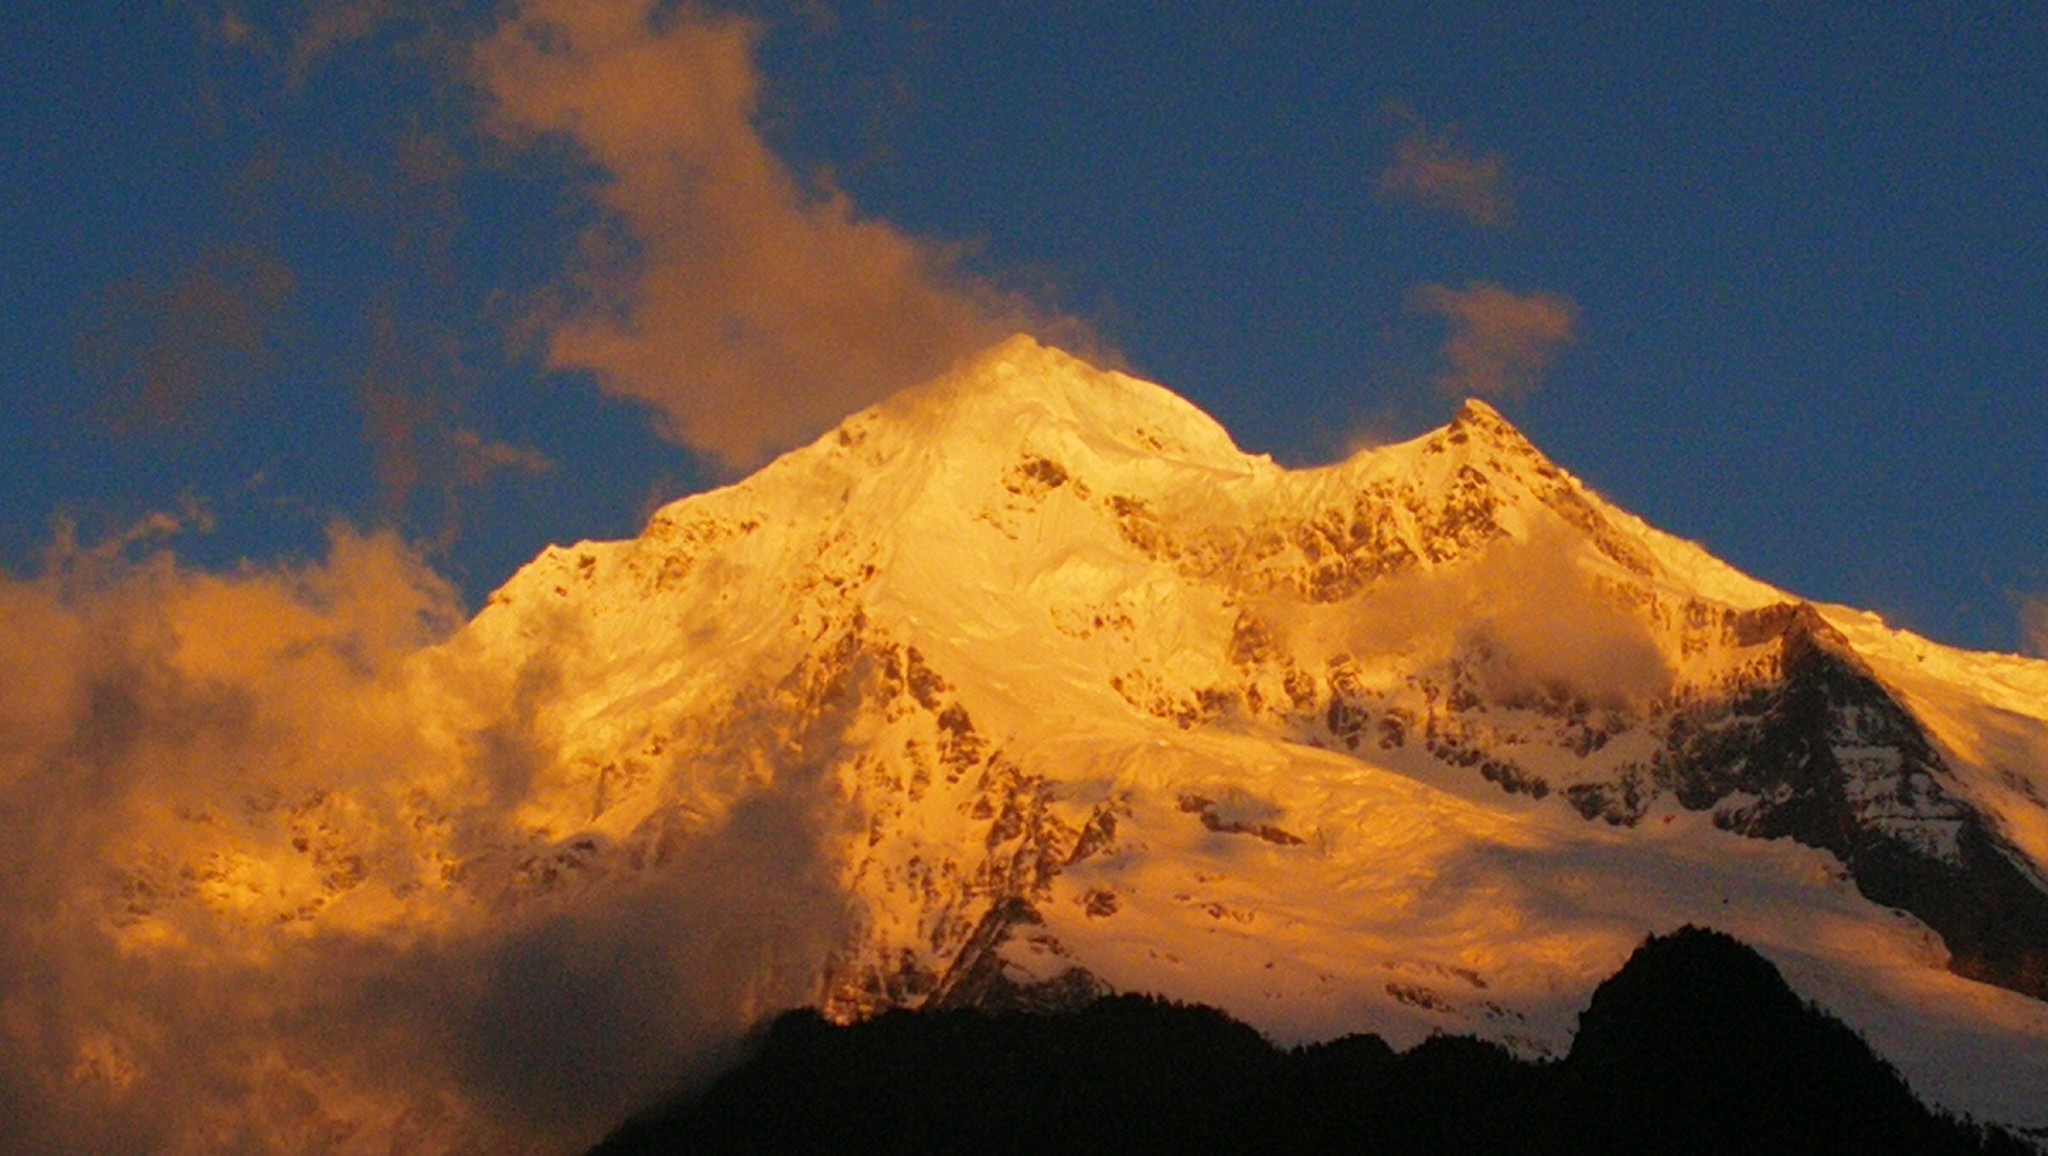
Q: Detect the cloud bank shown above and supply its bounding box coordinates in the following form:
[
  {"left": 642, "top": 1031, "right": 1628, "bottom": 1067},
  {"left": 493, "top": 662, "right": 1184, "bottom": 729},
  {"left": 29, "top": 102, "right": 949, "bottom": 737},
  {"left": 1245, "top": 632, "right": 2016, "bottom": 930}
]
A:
[
  {"left": 474, "top": 0, "right": 1061, "bottom": 472},
  {"left": 1413, "top": 281, "right": 1580, "bottom": 400},
  {"left": 0, "top": 525, "right": 848, "bottom": 1153}
]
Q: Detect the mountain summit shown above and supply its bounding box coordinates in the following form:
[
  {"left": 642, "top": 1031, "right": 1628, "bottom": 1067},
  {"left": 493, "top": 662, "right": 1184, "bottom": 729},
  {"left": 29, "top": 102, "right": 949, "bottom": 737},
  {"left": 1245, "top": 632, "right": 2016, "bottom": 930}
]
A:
[{"left": 90, "top": 338, "right": 2048, "bottom": 1145}]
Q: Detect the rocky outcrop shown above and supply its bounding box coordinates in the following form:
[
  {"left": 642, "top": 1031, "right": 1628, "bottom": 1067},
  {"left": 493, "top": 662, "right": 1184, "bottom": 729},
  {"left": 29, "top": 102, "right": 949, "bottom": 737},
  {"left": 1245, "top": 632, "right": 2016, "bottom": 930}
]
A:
[{"left": 1556, "top": 603, "right": 2048, "bottom": 999}]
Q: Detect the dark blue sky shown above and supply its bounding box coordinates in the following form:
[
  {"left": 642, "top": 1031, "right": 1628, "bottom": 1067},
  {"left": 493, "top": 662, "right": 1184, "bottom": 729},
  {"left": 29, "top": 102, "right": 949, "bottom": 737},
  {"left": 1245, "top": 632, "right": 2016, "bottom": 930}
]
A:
[{"left": 4, "top": 2, "right": 2044, "bottom": 652}]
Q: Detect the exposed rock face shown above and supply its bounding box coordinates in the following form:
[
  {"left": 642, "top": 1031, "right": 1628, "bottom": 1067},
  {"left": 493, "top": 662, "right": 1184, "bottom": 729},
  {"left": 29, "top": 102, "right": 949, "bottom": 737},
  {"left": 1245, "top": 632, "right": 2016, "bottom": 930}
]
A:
[
  {"left": 1474, "top": 599, "right": 2048, "bottom": 1000},
  {"left": 1647, "top": 607, "right": 2048, "bottom": 997}
]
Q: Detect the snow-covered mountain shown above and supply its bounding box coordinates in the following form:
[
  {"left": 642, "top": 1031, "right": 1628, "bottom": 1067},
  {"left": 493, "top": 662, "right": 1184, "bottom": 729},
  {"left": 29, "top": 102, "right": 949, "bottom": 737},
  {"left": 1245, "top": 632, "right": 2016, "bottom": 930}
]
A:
[
  {"left": 440, "top": 336, "right": 2048, "bottom": 1122},
  {"left": 83, "top": 337, "right": 2048, "bottom": 1145}
]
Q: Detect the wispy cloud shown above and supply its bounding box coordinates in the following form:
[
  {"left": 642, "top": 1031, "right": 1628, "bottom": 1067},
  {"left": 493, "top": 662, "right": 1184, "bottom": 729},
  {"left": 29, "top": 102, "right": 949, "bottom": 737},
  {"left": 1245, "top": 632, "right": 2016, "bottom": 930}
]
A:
[
  {"left": 1378, "top": 107, "right": 1513, "bottom": 229},
  {"left": 474, "top": 0, "right": 1072, "bottom": 472},
  {"left": 1413, "top": 281, "right": 1580, "bottom": 399},
  {"left": 198, "top": 0, "right": 421, "bottom": 84},
  {"left": 354, "top": 295, "right": 555, "bottom": 553},
  {"left": 170, "top": 5, "right": 565, "bottom": 555},
  {"left": 281, "top": 0, "right": 400, "bottom": 81},
  {"left": 71, "top": 242, "right": 297, "bottom": 435},
  {"left": 1309, "top": 522, "right": 1672, "bottom": 709},
  {"left": 2021, "top": 596, "right": 2048, "bottom": 658}
]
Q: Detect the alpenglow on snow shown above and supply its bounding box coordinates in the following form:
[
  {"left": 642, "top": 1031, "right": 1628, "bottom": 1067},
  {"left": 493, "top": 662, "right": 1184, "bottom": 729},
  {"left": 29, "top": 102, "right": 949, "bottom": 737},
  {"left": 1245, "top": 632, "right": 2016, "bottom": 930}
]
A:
[{"left": 29, "top": 337, "right": 2048, "bottom": 1151}]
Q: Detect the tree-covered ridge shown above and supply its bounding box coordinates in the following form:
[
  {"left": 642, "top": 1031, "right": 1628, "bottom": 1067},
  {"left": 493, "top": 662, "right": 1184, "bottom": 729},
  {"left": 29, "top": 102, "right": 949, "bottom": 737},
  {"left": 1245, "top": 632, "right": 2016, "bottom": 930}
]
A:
[{"left": 592, "top": 927, "right": 2030, "bottom": 1155}]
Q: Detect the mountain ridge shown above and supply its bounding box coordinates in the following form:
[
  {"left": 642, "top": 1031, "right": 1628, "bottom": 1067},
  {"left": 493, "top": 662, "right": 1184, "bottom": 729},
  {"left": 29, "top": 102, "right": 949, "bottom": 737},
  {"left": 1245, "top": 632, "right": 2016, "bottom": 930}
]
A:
[
  {"left": 449, "top": 337, "right": 2048, "bottom": 1124},
  {"left": 67, "top": 337, "right": 2048, "bottom": 1149}
]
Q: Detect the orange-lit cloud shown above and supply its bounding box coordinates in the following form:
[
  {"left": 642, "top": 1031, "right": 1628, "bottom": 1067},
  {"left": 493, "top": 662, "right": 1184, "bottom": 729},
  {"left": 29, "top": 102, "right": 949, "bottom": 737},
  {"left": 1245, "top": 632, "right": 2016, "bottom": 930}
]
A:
[
  {"left": 1309, "top": 522, "right": 1671, "bottom": 709},
  {"left": 1413, "top": 281, "right": 1580, "bottom": 400},
  {"left": 0, "top": 525, "right": 459, "bottom": 1148},
  {"left": 474, "top": 0, "right": 1066, "bottom": 472},
  {"left": 0, "top": 521, "right": 848, "bottom": 1152},
  {"left": 1378, "top": 110, "right": 1513, "bottom": 229}
]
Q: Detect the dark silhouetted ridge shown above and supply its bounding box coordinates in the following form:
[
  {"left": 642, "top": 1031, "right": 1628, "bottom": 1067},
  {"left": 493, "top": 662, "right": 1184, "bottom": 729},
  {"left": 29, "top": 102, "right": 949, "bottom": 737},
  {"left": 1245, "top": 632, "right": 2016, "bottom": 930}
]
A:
[{"left": 589, "top": 926, "right": 2028, "bottom": 1155}]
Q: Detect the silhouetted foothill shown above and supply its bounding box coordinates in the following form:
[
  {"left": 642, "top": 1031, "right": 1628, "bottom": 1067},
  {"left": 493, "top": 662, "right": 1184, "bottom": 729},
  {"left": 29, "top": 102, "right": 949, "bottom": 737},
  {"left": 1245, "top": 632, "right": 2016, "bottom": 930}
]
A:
[
  {"left": 590, "top": 927, "right": 2027, "bottom": 1156},
  {"left": 591, "top": 995, "right": 1284, "bottom": 1155},
  {"left": 1546, "top": 925, "right": 2011, "bottom": 1155}
]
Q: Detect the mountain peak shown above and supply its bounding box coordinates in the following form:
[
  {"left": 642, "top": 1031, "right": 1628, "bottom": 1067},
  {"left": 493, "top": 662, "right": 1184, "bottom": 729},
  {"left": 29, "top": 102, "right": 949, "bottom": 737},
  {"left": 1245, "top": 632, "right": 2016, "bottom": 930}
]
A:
[
  {"left": 853, "top": 335, "right": 1250, "bottom": 471},
  {"left": 1445, "top": 396, "right": 1536, "bottom": 450},
  {"left": 950, "top": 332, "right": 1079, "bottom": 383},
  {"left": 1454, "top": 396, "right": 1508, "bottom": 422}
]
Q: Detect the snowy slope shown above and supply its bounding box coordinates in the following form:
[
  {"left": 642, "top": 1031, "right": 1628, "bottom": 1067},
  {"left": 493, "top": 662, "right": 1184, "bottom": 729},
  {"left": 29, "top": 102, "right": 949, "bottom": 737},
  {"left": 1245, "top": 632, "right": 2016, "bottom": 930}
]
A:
[
  {"left": 85, "top": 337, "right": 2048, "bottom": 1145},
  {"left": 433, "top": 336, "right": 2048, "bottom": 1125}
]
